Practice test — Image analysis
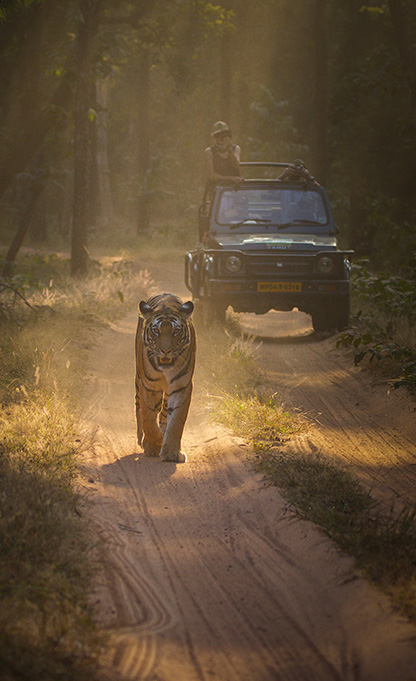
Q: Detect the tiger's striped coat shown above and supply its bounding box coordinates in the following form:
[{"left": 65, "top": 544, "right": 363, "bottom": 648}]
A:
[{"left": 135, "top": 293, "right": 196, "bottom": 463}]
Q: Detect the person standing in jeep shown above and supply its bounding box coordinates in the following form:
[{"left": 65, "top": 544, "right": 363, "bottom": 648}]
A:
[{"left": 205, "top": 121, "right": 242, "bottom": 187}]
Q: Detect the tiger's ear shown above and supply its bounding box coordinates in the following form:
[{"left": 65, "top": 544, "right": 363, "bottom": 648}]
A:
[
  {"left": 139, "top": 301, "right": 153, "bottom": 318},
  {"left": 180, "top": 301, "right": 194, "bottom": 318}
]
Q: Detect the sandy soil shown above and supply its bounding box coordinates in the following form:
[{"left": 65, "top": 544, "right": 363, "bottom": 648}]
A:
[{"left": 80, "top": 260, "right": 416, "bottom": 681}]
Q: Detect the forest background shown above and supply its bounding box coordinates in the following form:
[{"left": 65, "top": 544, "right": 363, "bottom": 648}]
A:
[
  {"left": 1, "top": 4, "right": 416, "bottom": 677},
  {"left": 0, "top": 0, "right": 416, "bottom": 278}
]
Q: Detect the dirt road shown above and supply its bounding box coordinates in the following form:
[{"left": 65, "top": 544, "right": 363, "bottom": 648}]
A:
[{"left": 81, "top": 260, "right": 416, "bottom": 681}]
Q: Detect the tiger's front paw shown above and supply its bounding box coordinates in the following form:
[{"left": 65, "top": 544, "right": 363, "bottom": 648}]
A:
[
  {"left": 160, "top": 444, "right": 186, "bottom": 463},
  {"left": 143, "top": 438, "right": 162, "bottom": 458}
]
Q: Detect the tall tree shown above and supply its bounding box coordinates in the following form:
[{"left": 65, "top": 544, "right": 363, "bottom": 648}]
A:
[
  {"left": 0, "top": 0, "right": 73, "bottom": 202},
  {"left": 136, "top": 51, "right": 151, "bottom": 234},
  {"left": 95, "top": 76, "right": 114, "bottom": 228},
  {"left": 313, "top": 0, "right": 328, "bottom": 183},
  {"left": 71, "top": 0, "right": 102, "bottom": 276},
  {"left": 388, "top": 0, "right": 416, "bottom": 127}
]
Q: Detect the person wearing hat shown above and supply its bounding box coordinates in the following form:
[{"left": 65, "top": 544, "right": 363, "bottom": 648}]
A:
[{"left": 205, "top": 121, "right": 242, "bottom": 187}]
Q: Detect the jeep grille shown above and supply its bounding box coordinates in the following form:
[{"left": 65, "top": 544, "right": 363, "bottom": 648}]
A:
[{"left": 248, "top": 256, "right": 311, "bottom": 277}]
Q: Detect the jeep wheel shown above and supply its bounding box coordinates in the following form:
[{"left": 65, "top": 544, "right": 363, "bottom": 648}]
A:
[
  {"left": 194, "top": 282, "right": 227, "bottom": 327},
  {"left": 312, "top": 297, "right": 350, "bottom": 332}
]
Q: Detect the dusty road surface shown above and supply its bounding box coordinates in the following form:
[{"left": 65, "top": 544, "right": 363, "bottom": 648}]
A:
[{"left": 81, "top": 260, "right": 416, "bottom": 681}]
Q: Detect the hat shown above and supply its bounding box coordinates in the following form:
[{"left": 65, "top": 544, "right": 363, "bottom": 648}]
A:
[{"left": 211, "top": 121, "right": 231, "bottom": 136}]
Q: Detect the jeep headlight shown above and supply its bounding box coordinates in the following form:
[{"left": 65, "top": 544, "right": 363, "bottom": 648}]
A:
[
  {"left": 316, "top": 256, "right": 335, "bottom": 274},
  {"left": 223, "top": 255, "right": 243, "bottom": 274}
]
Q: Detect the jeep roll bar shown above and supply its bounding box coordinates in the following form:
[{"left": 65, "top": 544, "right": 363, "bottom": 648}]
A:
[{"left": 239, "top": 162, "right": 292, "bottom": 168}]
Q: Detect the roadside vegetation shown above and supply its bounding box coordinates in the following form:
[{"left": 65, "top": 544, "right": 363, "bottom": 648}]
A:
[
  {"left": 337, "top": 261, "right": 416, "bottom": 394},
  {"left": 0, "top": 253, "right": 148, "bottom": 681},
  {"left": 202, "top": 315, "right": 416, "bottom": 623}
]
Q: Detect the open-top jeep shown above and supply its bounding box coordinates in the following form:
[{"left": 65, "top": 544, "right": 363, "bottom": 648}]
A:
[{"left": 185, "top": 162, "right": 352, "bottom": 332}]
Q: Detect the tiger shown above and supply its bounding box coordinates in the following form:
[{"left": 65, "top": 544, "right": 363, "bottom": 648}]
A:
[{"left": 135, "top": 292, "right": 196, "bottom": 463}]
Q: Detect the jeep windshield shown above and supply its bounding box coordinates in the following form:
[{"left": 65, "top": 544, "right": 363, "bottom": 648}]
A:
[{"left": 214, "top": 187, "right": 330, "bottom": 235}]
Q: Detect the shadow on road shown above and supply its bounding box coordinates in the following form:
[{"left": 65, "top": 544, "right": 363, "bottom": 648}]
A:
[{"left": 101, "top": 451, "right": 179, "bottom": 488}]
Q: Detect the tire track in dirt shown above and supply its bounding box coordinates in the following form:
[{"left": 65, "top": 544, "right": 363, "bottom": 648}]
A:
[
  {"left": 80, "top": 264, "right": 416, "bottom": 681},
  {"left": 241, "top": 310, "right": 416, "bottom": 509}
]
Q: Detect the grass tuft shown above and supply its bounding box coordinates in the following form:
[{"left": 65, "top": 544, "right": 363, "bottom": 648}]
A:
[{"left": 214, "top": 391, "right": 304, "bottom": 450}]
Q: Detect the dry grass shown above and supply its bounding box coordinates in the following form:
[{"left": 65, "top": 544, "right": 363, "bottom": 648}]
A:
[
  {"left": 195, "top": 323, "right": 263, "bottom": 398},
  {"left": 214, "top": 391, "right": 305, "bottom": 449},
  {"left": 27, "top": 255, "right": 151, "bottom": 320},
  {"left": 0, "top": 394, "right": 96, "bottom": 681},
  {"left": 0, "top": 253, "right": 149, "bottom": 680}
]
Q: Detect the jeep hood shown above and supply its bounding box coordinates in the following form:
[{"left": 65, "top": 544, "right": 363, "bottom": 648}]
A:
[{"left": 212, "top": 233, "right": 338, "bottom": 251}]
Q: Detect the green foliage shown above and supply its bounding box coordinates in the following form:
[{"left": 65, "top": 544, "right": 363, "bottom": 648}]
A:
[
  {"left": 352, "top": 261, "right": 416, "bottom": 321},
  {"left": 337, "top": 261, "right": 416, "bottom": 391},
  {"left": 336, "top": 332, "right": 416, "bottom": 389},
  {"left": 248, "top": 86, "right": 310, "bottom": 163},
  {"left": 337, "top": 330, "right": 416, "bottom": 390},
  {"left": 194, "top": 1, "right": 235, "bottom": 34}
]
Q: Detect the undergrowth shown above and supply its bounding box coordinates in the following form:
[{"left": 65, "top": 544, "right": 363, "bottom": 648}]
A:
[
  {"left": 0, "top": 394, "right": 96, "bottom": 681},
  {"left": 337, "top": 261, "right": 416, "bottom": 392},
  {"left": 195, "top": 323, "right": 262, "bottom": 397},
  {"left": 0, "top": 252, "right": 148, "bottom": 680},
  {"left": 1, "top": 252, "right": 151, "bottom": 323},
  {"left": 208, "top": 318, "right": 416, "bottom": 622}
]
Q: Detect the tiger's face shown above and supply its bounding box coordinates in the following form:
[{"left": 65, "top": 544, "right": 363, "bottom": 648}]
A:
[{"left": 139, "top": 299, "right": 194, "bottom": 369}]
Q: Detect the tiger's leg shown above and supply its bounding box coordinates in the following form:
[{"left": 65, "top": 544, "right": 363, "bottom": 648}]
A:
[
  {"left": 140, "top": 386, "right": 164, "bottom": 457},
  {"left": 135, "top": 375, "right": 143, "bottom": 446},
  {"left": 158, "top": 394, "right": 168, "bottom": 434},
  {"left": 135, "top": 318, "right": 144, "bottom": 446},
  {"left": 160, "top": 383, "right": 193, "bottom": 463}
]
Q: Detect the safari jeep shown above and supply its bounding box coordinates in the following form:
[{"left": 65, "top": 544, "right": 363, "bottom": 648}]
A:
[{"left": 184, "top": 162, "right": 352, "bottom": 332}]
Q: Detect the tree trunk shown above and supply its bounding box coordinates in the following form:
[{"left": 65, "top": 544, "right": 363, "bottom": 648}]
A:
[
  {"left": 348, "top": 182, "right": 366, "bottom": 254},
  {"left": 28, "top": 192, "right": 47, "bottom": 243},
  {"left": 2, "top": 182, "right": 44, "bottom": 277},
  {"left": 2, "top": 145, "right": 47, "bottom": 274},
  {"left": 388, "top": 0, "right": 416, "bottom": 127},
  {"left": 71, "top": 0, "right": 101, "bottom": 277},
  {"left": 96, "top": 76, "right": 114, "bottom": 229},
  {"left": 136, "top": 52, "right": 151, "bottom": 234},
  {"left": 88, "top": 84, "right": 99, "bottom": 235},
  {"left": 58, "top": 176, "right": 73, "bottom": 240},
  {"left": 0, "top": 73, "right": 72, "bottom": 201},
  {"left": 313, "top": 0, "right": 328, "bottom": 184}
]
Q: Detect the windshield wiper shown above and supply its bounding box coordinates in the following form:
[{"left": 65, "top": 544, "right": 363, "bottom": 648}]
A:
[
  {"left": 229, "top": 218, "right": 271, "bottom": 230},
  {"left": 278, "top": 219, "right": 323, "bottom": 230}
]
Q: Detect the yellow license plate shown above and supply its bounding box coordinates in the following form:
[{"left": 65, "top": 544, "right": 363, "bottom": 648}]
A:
[{"left": 258, "top": 281, "right": 302, "bottom": 292}]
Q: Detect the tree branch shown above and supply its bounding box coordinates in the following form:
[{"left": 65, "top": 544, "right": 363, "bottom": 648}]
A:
[{"left": 0, "top": 282, "right": 36, "bottom": 309}]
